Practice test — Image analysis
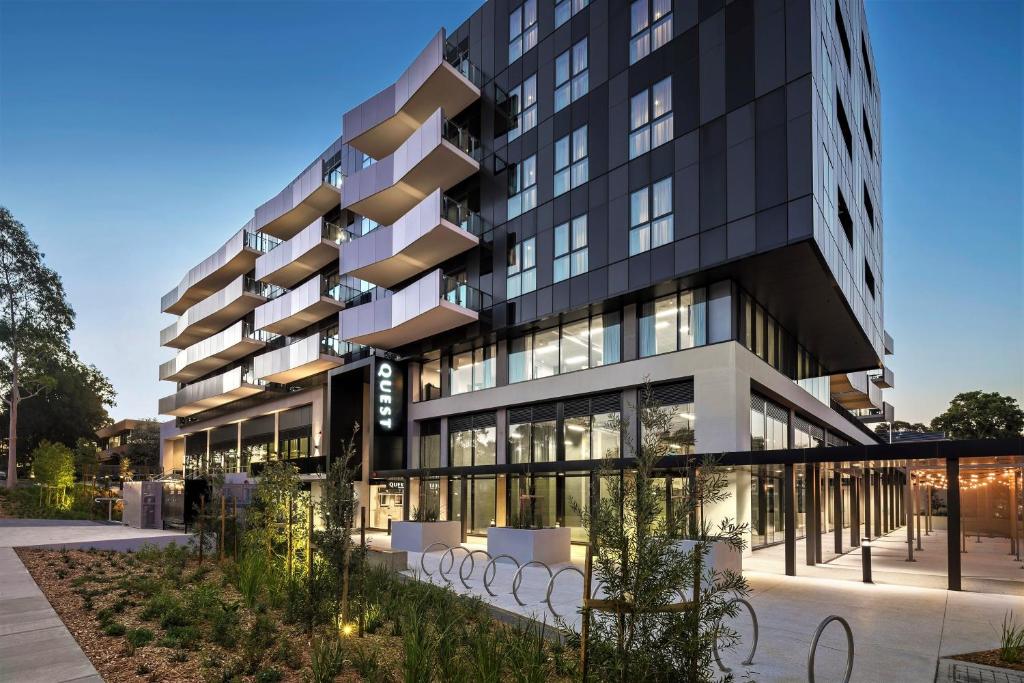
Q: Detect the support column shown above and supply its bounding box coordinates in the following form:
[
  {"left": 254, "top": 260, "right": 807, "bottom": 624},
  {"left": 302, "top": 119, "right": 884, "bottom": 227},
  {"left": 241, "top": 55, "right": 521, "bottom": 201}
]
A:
[
  {"left": 1015, "top": 469, "right": 1021, "bottom": 563},
  {"left": 863, "top": 467, "right": 872, "bottom": 541},
  {"left": 806, "top": 464, "right": 818, "bottom": 567},
  {"left": 851, "top": 475, "right": 861, "bottom": 547},
  {"left": 947, "top": 458, "right": 961, "bottom": 591},
  {"left": 784, "top": 463, "right": 796, "bottom": 576},
  {"left": 925, "top": 483, "right": 932, "bottom": 535},
  {"left": 833, "top": 468, "right": 843, "bottom": 555},
  {"left": 904, "top": 466, "right": 915, "bottom": 561},
  {"left": 881, "top": 471, "right": 889, "bottom": 534},
  {"left": 814, "top": 464, "right": 823, "bottom": 564},
  {"left": 874, "top": 471, "right": 882, "bottom": 537}
]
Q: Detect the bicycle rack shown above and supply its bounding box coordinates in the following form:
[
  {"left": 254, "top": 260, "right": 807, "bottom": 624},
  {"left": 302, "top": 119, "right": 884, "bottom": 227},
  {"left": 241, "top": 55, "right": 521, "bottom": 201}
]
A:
[
  {"left": 482, "top": 554, "right": 521, "bottom": 597},
  {"left": 543, "top": 566, "right": 584, "bottom": 618},
  {"left": 437, "top": 546, "right": 471, "bottom": 585},
  {"left": 712, "top": 597, "right": 759, "bottom": 673},
  {"left": 458, "top": 549, "right": 493, "bottom": 589},
  {"left": 510, "top": 561, "right": 553, "bottom": 607},
  {"left": 418, "top": 542, "right": 451, "bottom": 579},
  {"left": 807, "top": 615, "right": 854, "bottom": 683}
]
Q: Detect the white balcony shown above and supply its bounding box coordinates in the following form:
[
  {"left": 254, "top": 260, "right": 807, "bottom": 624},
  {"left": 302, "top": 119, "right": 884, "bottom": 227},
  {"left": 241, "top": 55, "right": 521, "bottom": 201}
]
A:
[
  {"left": 343, "top": 31, "right": 481, "bottom": 159},
  {"left": 158, "top": 366, "right": 265, "bottom": 418},
  {"left": 255, "top": 158, "right": 343, "bottom": 241},
  {"left": 159, "top": 321, "right": 269, "bottom": 383},
  {"left": 160, "top": 276, "right": 268, "bottom": 350},
  {"left": 254, "top": 275, "right": 346, "bottom": 337},
  {"left": 161, "top": 228, "right": 274, "bottom": 315},
  {"left": 830, "top": 371, "right": 883, "bottom": 411},
  {"left": 341, "top": 109, "right": 480, "bottom": 226},
  {"left": 255, "top": 218, "right": 352, "bottom": 289},
  {"left": 339, "top": 269, "right": 486, "bottom": 350},
  {"left": 341, "top": 190, "right": 481, "bottom": 288},
  {"left": 253, "top": 331, "right": 353, "bottom": 384}
]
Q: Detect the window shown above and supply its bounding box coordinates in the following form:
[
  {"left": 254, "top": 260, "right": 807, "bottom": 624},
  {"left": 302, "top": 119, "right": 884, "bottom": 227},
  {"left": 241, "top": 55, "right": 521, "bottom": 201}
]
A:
[
  {"left": 837, "top": 187, "right": 853, "bottom": 246},
  {"left": 507, "top": 155, "right": 537, "bottom": 219},
  {"left": 629, "top": 0, "right": 672, "bottom": 65},
  {"left": 629, "top": 177, "right": 673, "bottom": 255},
  {"left": 508, "top": 405, "right": 558, "bottom": 465},
  {"left": 629, "top": 77, "right": 673, "bottom": 159},
  {"left": 450, "top": 344, "right": 496, "bottom": 395},
  {"left": 508, "top": 312, "right": 621, "bottom": 382},
  {"left": 507, "top": 236, "right": 536, "bottom": 297},
  {"left": 507, "top": 75, "right": 538, "bottom": 141},
  {"left": 554, "top": 126, "right": 588, "bottom": 196},
  {"left": 555, "top": 0, "right": 589, "bottom": 27},
  {"left": 509, "top": 0, "right": 538, "bottom": 63},
  {"left": 555, "top": 38, "right": 589, "bottom": 111},
  {"left": 863, "top": 183, "right": 874, "bottom": 230},
  {"left": 864, "top": 260, "right": 875, "bottom": 299},
  {"left": 554, "top": 214, "right": 588, "bottom": 282},
  {"left": 751, "top": 394, "right": 789, "bottom": 451},
  {"left": 638, "top": 288, "right": 707, "bottom": 357},
  {"left": 836, "top": 92, "right": 852, "bottom": 158},
  {"left": 419, "top": 421, "right": 441, "bottom": 468},
  {"left": 861, "top": 38, "right": 874, "bottom": 90},
  {"left": 642, "top": 383, "right": 695, "bottom": 456},
  {"left": 420, "top": 350, "right": 441, "bottom": 401},
  {"left": 277, "top": 405, "right": 312, "bottom": 460},
  {"left": 862, "top": 111, "right": 874, "bottom": 158},
  {"left": 449, "top": 414, "right": 497, "bottom": 467},
  {"left": 834, "top": 0, "right": 851, "bottom": 69}
]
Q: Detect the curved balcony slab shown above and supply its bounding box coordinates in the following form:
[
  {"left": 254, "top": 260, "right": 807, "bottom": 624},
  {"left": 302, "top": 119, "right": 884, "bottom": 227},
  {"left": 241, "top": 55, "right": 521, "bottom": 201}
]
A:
[
  {"left": 159, "top": 321, "right": 268, "bottom": 383},
  {"left": 254, "top": 275, "right": 345, "bottom": 337},
  {"left": 340, "top": 269, "right": 484, "bottom": 350},
  {"left": 341, "top": 190, "right": 480, "bottom": 288},
  {"left": 253, "top": 332, "right": 350, "bottom": 384},
  {"left": 256, "top": 218, "right": 351, "bottom": 288},
  {"left": 344, "top": 30, "right": 481, "bottom": 159},
  {"left": 158, "top": 366, "right": 265, "bottom": 418},
  {"left": 160, "top": 276, "right": 268, "bottom": 350},
  {"left": 341, "top": 109, "right": 479, "bottom": 226},
  {"left": 830, "top": 371, "right": 882, "bottom": 410},
  {"left": 255, "top": 158, "right": 342, "bottom": 241},
  {"left": 161, "top": 228, "right": 272, "bottom": 315}
]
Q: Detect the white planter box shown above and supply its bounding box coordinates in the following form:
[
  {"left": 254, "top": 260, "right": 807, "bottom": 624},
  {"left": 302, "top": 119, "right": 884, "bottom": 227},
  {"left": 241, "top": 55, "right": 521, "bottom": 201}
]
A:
[
  {"left": 487, "top": 527, "right": 571, "bottom": 565},
  {"left": 674, "top": 539, "right": 743, "bottom": 577},
  {"left": 390, "top": 521, "right": 461, "bottom": 553}
]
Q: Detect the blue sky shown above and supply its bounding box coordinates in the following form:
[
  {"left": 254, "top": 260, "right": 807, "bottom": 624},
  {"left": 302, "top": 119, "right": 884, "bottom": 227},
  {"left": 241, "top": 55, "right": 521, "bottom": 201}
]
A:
[{"left": 0, "top": 0, "right": 1020, "bottom": 425}]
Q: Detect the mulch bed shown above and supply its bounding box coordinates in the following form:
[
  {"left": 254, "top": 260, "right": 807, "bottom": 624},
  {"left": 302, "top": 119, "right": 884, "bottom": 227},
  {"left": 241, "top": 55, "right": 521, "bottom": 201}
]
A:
[
  {"left": 951, "top": 649, "right": 1024, "bottom": 672},
  {"left": 17, "top": 548, "right": 399, "bottom": 682}
]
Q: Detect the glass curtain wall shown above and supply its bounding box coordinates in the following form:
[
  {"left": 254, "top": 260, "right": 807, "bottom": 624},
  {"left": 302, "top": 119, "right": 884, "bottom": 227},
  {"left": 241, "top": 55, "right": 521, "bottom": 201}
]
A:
[
  {"left": 209, "top": 425, "right": 238, "bottom": 474},
  {"left": 241, "top": 415, "right": 274, "bottom": 472},
  {"left": 278, "top": 405, "right": 313, "bottom": 460}
]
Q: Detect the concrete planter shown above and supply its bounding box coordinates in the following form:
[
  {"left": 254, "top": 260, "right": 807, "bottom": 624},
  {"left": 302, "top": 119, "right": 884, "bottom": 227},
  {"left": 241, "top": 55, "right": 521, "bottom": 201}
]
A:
[
  {"left": 673, "top": 539, "right": 743, "bottom": 576},
  {"left": 487, "top": 527, "right": 571, "bottom": 565},
  {"left": 390, "top": 521, "right": 461, "bottom": 553}
]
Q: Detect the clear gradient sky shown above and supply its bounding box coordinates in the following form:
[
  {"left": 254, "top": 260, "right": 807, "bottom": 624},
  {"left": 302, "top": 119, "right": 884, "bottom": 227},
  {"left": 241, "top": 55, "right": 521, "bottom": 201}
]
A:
[{"left": 0, "top": 0, "right": 1021, "bottom": 425}]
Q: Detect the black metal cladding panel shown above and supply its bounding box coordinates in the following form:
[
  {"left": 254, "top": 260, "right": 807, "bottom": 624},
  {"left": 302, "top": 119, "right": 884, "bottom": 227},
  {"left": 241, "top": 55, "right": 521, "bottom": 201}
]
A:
[
  {"left": 450, "top": 412, "right": 497, "bottom": 432},
  {"left": 420, "top": 419, "right": 441, "bottom": 437},
  {"left": 750, "top": 393, "right": 765, "bottom": 413},
  {"left": 652, "top": 380, "right": 694, "bottom": 406},
  {"left": 563, "top": 398, "right": 591, "bottom": 419},
  {"left": 184, "top": 433, "right": 206, "bottom": 457},
  {"left": 241, "top": 414, "right": 274, "bottom": 440},
  {"left": 766, "top": 399, "right": 789, "bottom": 424},
  {"left": 590, "top": 392, "right": 622, "bottom": 414},
  {"left": 279, "top": 404, "right": 312, "bottom": 431},
  {"left": 509, "top": 402, "right": 557, "bottom": 423},
  {"left": 209, "top": 424, "right": 236, "bottom": 449},
  {"left": 508, "top": 407, "right": 533, "bottom": 424}
]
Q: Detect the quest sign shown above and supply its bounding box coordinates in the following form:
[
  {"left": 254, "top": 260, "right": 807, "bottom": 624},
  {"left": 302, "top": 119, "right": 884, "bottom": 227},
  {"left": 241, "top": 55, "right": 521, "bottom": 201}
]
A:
[{"left": 372, "top": 359, "right": 406, "bottom": 472}]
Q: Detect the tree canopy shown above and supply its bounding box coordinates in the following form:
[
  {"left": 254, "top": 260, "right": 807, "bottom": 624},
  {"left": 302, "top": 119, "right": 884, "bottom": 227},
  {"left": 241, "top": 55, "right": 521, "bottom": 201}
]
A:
[
  {"left": 874, "top": 420, "right": 930, "bottom": 439},
  {"left": 123, "top": 419, "right": 160, "bottom": 469},
  {"left": 931, "top": 391, "right": 1024, "bottom": 440}
]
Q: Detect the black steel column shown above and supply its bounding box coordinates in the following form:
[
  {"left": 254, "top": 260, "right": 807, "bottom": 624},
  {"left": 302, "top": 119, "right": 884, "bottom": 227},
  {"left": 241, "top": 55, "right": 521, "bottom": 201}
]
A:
[
  {"left": 851, "top": 475, "right": 861, "bottom": 547},
  {"left": 863, "top": 468, "right": 872, "bottom": 541},
  {"left": 833, "top": 469, "right": 843, "bottom": 554},
  {"left": 806, "top": 464, "right": 818, "bottom": 566},
  {"left": 947, "top": 458, "right": 961, "bottom": 591},
  {"left": 814, "top": 464, "right": 824, "bottom": 564},
  {"left": 874, "top": 471, "right": 883, "bottom": 536},
  {"left": 784, "top": 463, "right": 796, "bottom": 576}
]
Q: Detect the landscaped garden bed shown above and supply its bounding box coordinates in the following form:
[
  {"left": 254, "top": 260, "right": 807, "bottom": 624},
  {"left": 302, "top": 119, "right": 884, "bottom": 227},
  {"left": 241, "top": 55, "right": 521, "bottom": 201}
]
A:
[
  {"left": 18, "top": 543, "right": 578, "bottom": 683},
  {"left": 951, "top": 650, "right": 1024, "bottom": 672}
]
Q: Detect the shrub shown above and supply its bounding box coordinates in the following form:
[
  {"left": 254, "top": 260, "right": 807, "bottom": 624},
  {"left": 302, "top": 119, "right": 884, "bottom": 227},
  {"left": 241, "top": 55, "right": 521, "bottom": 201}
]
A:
[
  {"left": 351, "top": 644, "right": 388, "bottom": 683},
  {"left": 126, "top": 628, "right": 154, "bottom": 648},
  {"left": 402, "top": 610, "right": 434, "bottom": 683},
  {"left": 362, "top": 602, "right": 384, "bottom": 635},
  {"left": 274, "top": 640, "right": 302, "bottom": 670},
  {"left": 103, "top": 621, "right": 126, "bottom": 636},
  {"left": 255, "top": 667, "right": 283, "bottom": 683},
  {"left": 161, "top": 624, "right": 201, "bottom": 650},
  {"left": 1002, "top": 613, "right": 1024, "bottom": 663},
  {"left": 235, "top": 552, "right": 268, "bottom": 609},
  {"left": 305, "top": 636, "right": 345, "bottom": 683},
  {"left": 141, "top": 591, "right": 179, "bottom": 622},
  {"left": 209, "top": 604, "right": 241, "bottom": 649}
]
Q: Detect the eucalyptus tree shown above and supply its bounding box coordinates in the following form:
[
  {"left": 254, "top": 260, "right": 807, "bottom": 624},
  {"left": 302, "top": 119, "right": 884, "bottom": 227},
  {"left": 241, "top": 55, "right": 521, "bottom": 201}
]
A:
[{"left": 0, "top": 207, "right": 74, "bottom": 488}]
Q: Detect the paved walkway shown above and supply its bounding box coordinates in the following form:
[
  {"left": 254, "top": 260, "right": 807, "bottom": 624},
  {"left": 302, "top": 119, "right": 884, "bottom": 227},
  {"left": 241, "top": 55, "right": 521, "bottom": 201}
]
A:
[{"left": 0, "top": 520, "right": 189, "bottom": 683}]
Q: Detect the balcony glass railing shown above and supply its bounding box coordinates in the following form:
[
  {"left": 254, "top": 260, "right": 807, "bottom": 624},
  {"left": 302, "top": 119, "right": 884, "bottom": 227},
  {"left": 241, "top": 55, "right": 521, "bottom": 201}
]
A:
[
  {"left": 322, "top": 273, "right": 360, "bottom": 302},
  {"left": 441, "top": 275, "right": 490, "bottom": 311},
  {"left": 244, "top": 230, "right": 281, "bottom": 254},
  {"left": 442, "top": 118, "right": 481, "bottom": 161},
  {"left": 441, "top": 195, "right": 484, "bottom": 236},
  {"left": 324, "top": 163, "right": 345, "bottom": 189},
  {"left": 444, "top": 41, "right": 482, "bottom": 87},
  {"left": 241, "top": 363, "right": 266, "bottom": 387},
  {"left": 242, "top": 322, "right": 278, "bottom": 344},
  {"left": 320, "top": 333, "right": 364, "bottom": 358},
  {"left": 323, "top": 220, "right": 356, "bottom": 245}
]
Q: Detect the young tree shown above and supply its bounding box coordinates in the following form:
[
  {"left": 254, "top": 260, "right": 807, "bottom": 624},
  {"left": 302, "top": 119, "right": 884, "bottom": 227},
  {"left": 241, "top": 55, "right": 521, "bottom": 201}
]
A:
[
  {"left": 577, "top": 380, "right": 749, "bottom": 682},
  {"left": 124, "top": 420, "right": 160, "bottom": 470},
  {"left": 73, "top": 437, "right": 100, "bottom": 482},
  {"left": 932, "top": 391, "right": 1024, "bottom": 440},
  {"left": 31, "top": 440, "right": 75, "bottom": 508},
  {"left": 315, "top": 428, "right": 362, "bottom": 628},
  {"left": 0, "top": 208, "right": 75, "bottom": 488}
]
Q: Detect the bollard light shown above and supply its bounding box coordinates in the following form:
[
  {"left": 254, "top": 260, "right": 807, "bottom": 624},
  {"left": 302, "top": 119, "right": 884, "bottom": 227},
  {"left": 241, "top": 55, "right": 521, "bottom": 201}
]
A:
[{"left": 862, "top": 542, "right": 873, "bottom": 584}]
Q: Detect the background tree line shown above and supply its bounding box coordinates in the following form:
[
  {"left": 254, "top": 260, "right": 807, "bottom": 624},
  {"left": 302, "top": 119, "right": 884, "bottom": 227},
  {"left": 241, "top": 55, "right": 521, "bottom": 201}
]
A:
[{"left": 875, "top": 390, "right": 1024, "bottom": 441}]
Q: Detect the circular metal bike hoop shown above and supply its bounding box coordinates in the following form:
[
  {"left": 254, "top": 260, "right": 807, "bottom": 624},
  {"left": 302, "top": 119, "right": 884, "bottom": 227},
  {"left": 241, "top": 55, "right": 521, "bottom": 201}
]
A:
[
  {"left": 544, "top": 566, "right": 585, "bottom": 618},
  {"left": 482, "top": 554, "right": 521, "bottom": 597},
  {"left": 511, "top": 561, "right": 553, "bottom": 607},
  {"left": 807, "top": 615, "right": 854, "bottom": 683},
  {"left": 437, "top": 546, "right": 471, "bottom": 584},
  {"left": 419, "top": 542, "right": 451, "bottom": 578},
  {"left": 458, "top": 549, "right": 492, "bottom": 589},
  {"left": 712, "top": 597, "right": 759, "bottom": 673}
]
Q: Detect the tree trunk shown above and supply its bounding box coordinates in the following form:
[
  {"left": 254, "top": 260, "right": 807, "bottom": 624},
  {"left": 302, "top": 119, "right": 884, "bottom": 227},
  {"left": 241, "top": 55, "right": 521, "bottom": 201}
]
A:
[{"left": 6, "top": 368, "right": 18, "bottom": 489}]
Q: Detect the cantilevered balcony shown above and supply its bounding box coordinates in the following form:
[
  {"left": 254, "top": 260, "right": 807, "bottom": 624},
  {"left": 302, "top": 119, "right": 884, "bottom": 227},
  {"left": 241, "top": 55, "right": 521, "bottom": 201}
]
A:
[
  {"left": 160, "top": 276, "right": 270, "bottom": 350},
  {"left": 853, "top": 401, "right": 895, "bottom": 424},
  {"left": 159, "top": 321, "right": 271, "bottom": 383},
  {"left": 255, "top": 218, "right": 354, "bottom": 288},
  {"left": 830, "top": 371, "right": 883, "bottom": 411},
  {"left": 158, "top": 365, "right": 265, "bottom": 418},
  {"left": 341, "top": 190, "right": 481, "bottom": 288},
  {"left": 254, "top": 274, "right": 349, "bottom": 337},
  {"left": 161, "top": 228, "right": 277, "bottom": 315},
  {"left": 339, "top": 269, "right": 487, "bottom": 349},
  {"left": 343, "top": 31, "right": 481, "bottom": 159},
  {"left": 253, "top": 330, "right": 360, "bottom": 384},
  {"left": 870, "top": 365, "right": 895, "bottom": 389},
  {"left": 341, "top": 109, "right": 480, "bottom": 226},
  {"left": 255, "top": 157, "right": 344, "bottom": 241}
]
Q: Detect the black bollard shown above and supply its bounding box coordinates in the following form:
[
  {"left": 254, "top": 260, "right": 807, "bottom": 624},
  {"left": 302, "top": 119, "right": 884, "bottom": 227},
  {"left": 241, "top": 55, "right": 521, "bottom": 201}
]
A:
[{"left": 862, "top": 544, "right": 873, "bottom": 583}]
